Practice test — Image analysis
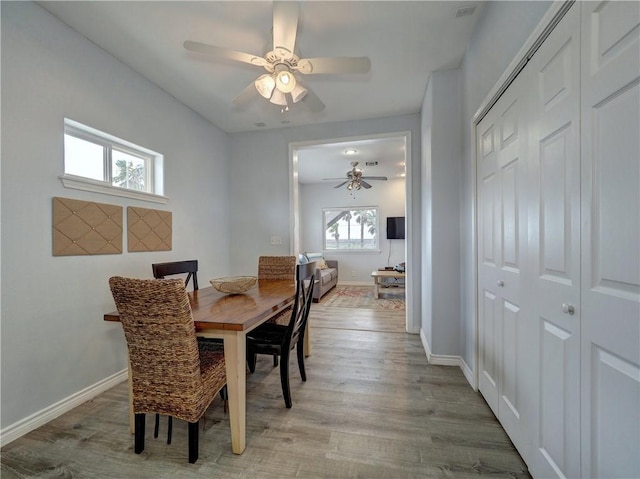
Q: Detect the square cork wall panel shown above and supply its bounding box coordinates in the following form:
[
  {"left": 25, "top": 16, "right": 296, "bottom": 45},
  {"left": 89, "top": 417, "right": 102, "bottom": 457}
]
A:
[
  {"left": 53, "top": 197, "right": 123, "bottom": 256},
  {"left": 127, "top": 206, "right": 172, "bottom": 252}
]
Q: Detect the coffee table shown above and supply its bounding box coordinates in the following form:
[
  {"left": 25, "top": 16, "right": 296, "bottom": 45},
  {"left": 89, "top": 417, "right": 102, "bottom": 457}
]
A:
[{"left": 371, "top": 270, "right": 406, "bottom": 299}]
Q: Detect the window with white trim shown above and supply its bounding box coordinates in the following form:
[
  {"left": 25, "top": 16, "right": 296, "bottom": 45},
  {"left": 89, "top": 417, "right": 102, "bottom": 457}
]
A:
[
  {"left": 62, "top": 119, "right": 165, "bottom": 202},
  {"left": 323, "top": 207, "right": 379, "bottom": 251}
]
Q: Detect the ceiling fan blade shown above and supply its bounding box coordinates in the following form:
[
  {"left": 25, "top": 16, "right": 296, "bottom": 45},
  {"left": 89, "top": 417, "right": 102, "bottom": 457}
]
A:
[
  {"left": 361, "top": 176, "right": 388, "bottom": 181},
  {"left": 272, "top": 1, "right": 298, "bottom": 56},
  {"left": 359, "top": 180, "right": 373, "bottom": 189},
  {"left": 295, "top": 56, "right": 371, "bottom": 75},
  {"left": 334, "top": 181, "right": 349, "bottom": 189},
  {"left": 232, "top": 82, "right": 257, "bottom": 107},
  {"left": 184, "top": 40, "right": 268, "bottom": 67},
  {"left": 300, "top": 87, "right": 325, "bottom": 112}
]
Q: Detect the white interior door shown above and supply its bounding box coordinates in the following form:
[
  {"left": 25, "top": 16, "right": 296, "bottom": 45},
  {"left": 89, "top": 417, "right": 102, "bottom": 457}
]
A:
[
  {"left": 580, "top": 2, "right": 640, "bottom": 478},
  {"left": 477, "top": 68, "right": 530, "bottom": 455},
  {"left": 526, "top": 5, "right": 582, "bottom": 478}
]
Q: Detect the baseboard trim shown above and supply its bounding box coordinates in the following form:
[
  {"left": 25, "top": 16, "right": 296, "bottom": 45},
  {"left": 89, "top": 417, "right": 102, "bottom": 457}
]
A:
[
  {"left": 459, "top": 357, "right": 474, "bottom": 389},
  {"left": 1, "top": 369, "right": 128, "bottom": 447},
  {"left": 420, "top": 328, "right": 475, "bottom": 388}
]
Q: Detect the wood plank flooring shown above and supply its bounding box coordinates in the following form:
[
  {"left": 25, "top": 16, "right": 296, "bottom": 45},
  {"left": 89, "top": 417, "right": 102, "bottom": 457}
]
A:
[{"left": 1, "top": 301, "right": 530, "bottom": 478}]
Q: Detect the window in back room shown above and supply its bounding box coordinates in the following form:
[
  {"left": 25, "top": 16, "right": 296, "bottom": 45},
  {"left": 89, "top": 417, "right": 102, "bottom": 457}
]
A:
[{"left": 323, "top": 206, "right": 379, "bottom": 252}]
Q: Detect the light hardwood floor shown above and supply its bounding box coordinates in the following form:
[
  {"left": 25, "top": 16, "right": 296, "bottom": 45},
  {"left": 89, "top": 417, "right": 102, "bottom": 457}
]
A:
[{"left": 1, "top": 300, "right": 530, "bottom": 478}]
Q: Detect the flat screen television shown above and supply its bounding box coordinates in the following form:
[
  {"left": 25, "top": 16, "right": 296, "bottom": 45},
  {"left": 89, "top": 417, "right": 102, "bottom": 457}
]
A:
[{"left": 386, "top": 216, "right": 405, "bottom": 239}]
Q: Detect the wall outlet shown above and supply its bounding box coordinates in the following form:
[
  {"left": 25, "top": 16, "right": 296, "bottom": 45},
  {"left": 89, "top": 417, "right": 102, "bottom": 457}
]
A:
[
  {"left": 270, "top": 236, "right": 282, "bottom": 245},
  {"left": 351, "top": 270, "right": 357, "bottom": 277}
]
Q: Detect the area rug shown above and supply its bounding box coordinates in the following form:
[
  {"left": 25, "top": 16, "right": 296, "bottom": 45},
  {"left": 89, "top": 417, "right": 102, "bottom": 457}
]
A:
[{"left": 319, "top": 285, "right": 405, "bottom": 310}]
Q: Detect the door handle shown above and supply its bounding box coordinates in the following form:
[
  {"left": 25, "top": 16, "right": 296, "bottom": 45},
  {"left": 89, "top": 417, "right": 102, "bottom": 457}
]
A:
[
  {"left": 497, "top": 280, "right": 504, "bottom": 287},
  {"left": 562, "top": 303, "right": 575, "bottom": 315}
]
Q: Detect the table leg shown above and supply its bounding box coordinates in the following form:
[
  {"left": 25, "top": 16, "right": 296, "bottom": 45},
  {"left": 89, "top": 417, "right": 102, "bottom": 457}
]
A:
[
  {"left": 374, "top": 277, "right": 380, "bottom": 299},
  {"left": 223, "top": 330, "right": 246, "bottom": 454}
]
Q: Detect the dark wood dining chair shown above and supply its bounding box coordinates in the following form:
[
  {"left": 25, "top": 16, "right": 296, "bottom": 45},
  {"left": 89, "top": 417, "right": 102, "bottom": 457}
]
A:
[
  {"left": 246, "top": 262, "right": 315, "bottom": 408},
  {"left": 152, "top": 259, "right": 199, "bottom": 290},
  {"left": 257, "top": 255, "right": 297, "bottom": 366},
  {"left": 108, "top": 276, "right": 227, "bottom": 463},
  {"left": 151, "top": 259, "right": 225, "bottom": 442}
]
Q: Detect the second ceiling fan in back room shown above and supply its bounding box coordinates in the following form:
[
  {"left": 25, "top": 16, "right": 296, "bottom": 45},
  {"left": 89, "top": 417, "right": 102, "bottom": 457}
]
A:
[
  {"left": 324, "top": 162, "right": 388, "bottom": 191},
  {"left": 183, "top": 1, "right": 371, "bottom": 113}
]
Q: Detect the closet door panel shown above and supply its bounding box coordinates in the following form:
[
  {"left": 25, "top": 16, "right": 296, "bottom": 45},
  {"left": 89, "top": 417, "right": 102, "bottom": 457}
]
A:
[
  {"left": 581, "top": 2, "right": 640, "bottom": 477},
  {"left": 478, "top": 113, "right": 501, "bottom": 415},
  {"left": 480, "top": 288, "right": 500, "bottom": 413},
  {"left": 527, "top": 5, "right": 581, "bottom": 478},
  {"left": 477, "top": 70, "right": 531, "bottom": 457}
]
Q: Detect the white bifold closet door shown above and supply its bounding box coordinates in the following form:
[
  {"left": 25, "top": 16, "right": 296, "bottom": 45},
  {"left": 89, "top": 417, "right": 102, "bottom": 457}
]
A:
[
  {"left": 526, "top": 5, "right": 581, "bottom": 478},
  {"left": 477, "top": 52, "right": 532, "bottom": 454},
  {"left": 579, "top": 2, "right": 640, "bottom": 478},
  {"left": 477, "top": 2, "right": 639, "bottom": 478}
]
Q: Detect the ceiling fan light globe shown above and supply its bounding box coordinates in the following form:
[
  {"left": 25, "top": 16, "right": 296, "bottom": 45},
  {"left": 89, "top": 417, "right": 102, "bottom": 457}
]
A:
[
  {"left": 270, "top": 89, "right": 288, "bottom": 106},
  {"left": 255, "top": 74, "right": 276, "bottom": 99},
  {"left": 290, "top": 83, "right": 308, "bottom": 103},
  {"left": 275, "top": 70, "right": 296, "bottom": 93}
]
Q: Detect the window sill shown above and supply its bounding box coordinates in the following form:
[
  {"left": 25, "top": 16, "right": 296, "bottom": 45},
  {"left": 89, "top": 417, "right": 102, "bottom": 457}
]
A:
[{"left": 60, "top": 175, "right": 168, "bottom": 204}]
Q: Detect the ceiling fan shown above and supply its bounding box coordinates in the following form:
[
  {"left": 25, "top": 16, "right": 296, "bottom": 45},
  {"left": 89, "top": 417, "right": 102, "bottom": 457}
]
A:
[
  {"left": 324, "top": 162, "right": 388, "bottom": 190},
  {"left": 183, "top": 2, "right": 371, "bottom": 112}
]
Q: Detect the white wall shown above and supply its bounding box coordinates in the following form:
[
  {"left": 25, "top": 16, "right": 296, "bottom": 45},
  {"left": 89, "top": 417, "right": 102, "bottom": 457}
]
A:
[
  {"left": 421, "top": 78, "right": 434, "bottom": 349},
  {"left": 458, "top": 2, "right": 552, "bottom": 368},
  {"left": 0, "top": 2, "right": 231, "bottom": 429},
  {"left": 300, "top": 178, "right": 406, "bottom": 284},
  {"left": 420, "top": 69, "right": 462, "bottom": 357},
  {"left": 227, "top": 115, "right": 419, "bottom": 276},
  {"left": 228, "top": 114, "right": 421, "bottom": 330}
]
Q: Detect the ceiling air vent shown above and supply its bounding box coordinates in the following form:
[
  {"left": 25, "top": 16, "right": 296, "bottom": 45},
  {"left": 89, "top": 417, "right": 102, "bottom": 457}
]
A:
[
  {"left": 456, "top": 5, "right": 476, "bottom": 17},
  {"left": 365, "top": 161, "right": 378, "bottom": 167}
]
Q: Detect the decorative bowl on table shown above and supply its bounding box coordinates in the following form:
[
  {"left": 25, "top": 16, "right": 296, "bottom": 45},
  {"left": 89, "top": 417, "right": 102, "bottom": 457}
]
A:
[{"left": 209, "top": 276, "right": 257, "bottom": 294}]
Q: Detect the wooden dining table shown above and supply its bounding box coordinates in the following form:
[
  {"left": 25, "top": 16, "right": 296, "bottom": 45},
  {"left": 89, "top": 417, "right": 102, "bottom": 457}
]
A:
[{"left": 103, "top": 279, "right": 296, "bottom": 455}]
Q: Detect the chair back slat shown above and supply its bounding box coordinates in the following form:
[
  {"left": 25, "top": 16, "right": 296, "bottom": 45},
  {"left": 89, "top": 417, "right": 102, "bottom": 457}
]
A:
[
  {"left": 152, "top": 260, "right": 199, "bottom": 290},
  {"left": 285, "top": 262, "right": 316, "bottom": 348},
  {"left": 258, "top": 256, "right": 296, "bottom": 280}
]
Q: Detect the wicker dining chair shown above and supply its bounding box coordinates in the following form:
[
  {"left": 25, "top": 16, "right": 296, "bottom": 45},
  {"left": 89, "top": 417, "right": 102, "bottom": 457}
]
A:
[
  {"left": 257, "top": 255, "right": 296, "bottom": 281},
  {"left": 246, "top": 262, "right": 315, "bottom": 408},
  {"left": 109, "top": 276, "right": 227, "bottom": 464},
  {"left": 151, "top": 259, "right": 225, "bottom": 442}
]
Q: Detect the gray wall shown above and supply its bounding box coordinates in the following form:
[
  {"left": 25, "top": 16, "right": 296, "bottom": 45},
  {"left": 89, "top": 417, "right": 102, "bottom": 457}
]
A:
[{"left": 1, "top": 2, "right": 231, "bottom": 428}]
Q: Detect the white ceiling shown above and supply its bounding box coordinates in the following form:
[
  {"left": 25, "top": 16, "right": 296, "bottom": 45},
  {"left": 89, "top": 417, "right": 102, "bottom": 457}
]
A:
[
  {"left": 38, "top": 0, "right": 484, "bottom": 183},
  {"left": 297, "top": 136, "right": 406, "bottom": 185}
]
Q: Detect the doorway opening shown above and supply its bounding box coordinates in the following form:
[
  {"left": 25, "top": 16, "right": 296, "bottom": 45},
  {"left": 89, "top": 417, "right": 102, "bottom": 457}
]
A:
[{"left": 288, "top": 131, "right": 415, "bottom": 333}]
